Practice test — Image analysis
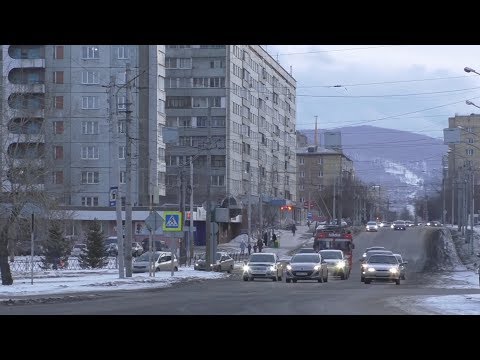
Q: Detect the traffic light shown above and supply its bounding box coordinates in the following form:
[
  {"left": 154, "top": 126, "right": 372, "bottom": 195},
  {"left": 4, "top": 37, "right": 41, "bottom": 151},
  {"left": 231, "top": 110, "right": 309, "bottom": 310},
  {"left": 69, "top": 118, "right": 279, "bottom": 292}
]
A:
[{"left": 281, "top": 206, "right": 293, "bottom": 211}]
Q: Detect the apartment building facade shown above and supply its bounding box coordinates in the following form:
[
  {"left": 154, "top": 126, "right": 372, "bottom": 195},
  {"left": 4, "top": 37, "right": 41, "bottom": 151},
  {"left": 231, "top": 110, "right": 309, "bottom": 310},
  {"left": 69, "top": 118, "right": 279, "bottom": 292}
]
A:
[
  {"left": 296, "top": 145, "right": 354, "bottom": 219},
  {"left": 164, "top": 45, "right": 297, "bottom": 213},
  {"left": 1, "top": 45, "right": 166, "bottom": 209}
]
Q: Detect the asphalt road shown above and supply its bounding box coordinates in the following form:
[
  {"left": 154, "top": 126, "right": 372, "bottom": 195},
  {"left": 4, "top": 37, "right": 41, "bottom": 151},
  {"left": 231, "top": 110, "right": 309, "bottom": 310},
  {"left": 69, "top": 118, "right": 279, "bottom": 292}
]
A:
[{"left": 2, "top": 227, "right": 479, "bottom": 314}]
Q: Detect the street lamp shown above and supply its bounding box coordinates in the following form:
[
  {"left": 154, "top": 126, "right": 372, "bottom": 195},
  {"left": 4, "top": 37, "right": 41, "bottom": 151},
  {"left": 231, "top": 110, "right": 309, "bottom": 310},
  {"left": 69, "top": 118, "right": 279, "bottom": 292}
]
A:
[
  {"left": 466, "top": 100, "right": 480, "bottom": 109},
  {"left": 465, "top": 67, "right": 480, "bottom": 76}
]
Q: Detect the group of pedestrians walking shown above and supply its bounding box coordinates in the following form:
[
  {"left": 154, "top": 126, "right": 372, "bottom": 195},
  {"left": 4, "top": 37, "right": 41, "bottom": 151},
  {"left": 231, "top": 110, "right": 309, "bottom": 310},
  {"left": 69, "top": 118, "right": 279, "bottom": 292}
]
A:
[{"left": 239, "top": 231, "right": 278, "bottom": 256}]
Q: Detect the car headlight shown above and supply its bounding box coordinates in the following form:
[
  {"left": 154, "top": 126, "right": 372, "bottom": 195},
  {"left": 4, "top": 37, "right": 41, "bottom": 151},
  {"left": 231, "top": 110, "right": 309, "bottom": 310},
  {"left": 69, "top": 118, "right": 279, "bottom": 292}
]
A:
[
  {"left": 195, "top": 262, "right": 199, "bottom": 266},
  {"left": 243, "top": 265, "right": 250, "bottom": 272},
  {"left": 391, "top": 225, "right": 394, "bottom": 228},
  {"left": 374, "top": 225, "right": 378, "bottom": 229},
  {"left": 361, "top": 263, "right": 368, "bottom": 269},
  {"left": 336, "top": 260, "right": 346, "bottom": 268},
  {"left": 286, "top": 264, "right": 292, "bottom": 271},
  {"left": 362, "top": 253, "right": 367, "bottom": 258},
  {"left": 389, "top": 267, "right": 398, "bottom": 274},
  {"left": 427, "top": 222, "right": 431, "bottom": 226},
  {"left": 314, "top": 265, "right": 321, "bottom": 271},
  {"left": 269, "top": 266, "right": 276, "bottom": 271},
  {"left": 367, "top": 267, "right": 375, "bottom": 272}
]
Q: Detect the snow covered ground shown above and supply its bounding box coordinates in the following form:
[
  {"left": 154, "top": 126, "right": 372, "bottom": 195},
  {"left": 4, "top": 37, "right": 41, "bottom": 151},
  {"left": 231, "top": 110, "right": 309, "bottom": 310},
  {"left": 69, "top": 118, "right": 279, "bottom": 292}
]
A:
[
  {"left": 390, "top": 294, "right": 480, "bottom": 315},
  {"left": 0, "top": 267, "right": 227, "bottom": 298}
]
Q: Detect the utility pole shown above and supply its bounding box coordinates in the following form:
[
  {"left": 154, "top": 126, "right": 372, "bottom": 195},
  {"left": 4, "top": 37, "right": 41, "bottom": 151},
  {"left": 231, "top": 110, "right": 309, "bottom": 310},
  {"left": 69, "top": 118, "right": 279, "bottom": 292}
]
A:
[
  {"left": 248, "top": 170, "right": 252, "bottom": 247},
  {"left": 452, "top": 177, "right": 455, "bottom": 226},
  {"left": 205, "top": 106, "right": 212, "bottom": 270},
  {"left": 259, "top": 163, "right": 263, "bottom": 245},
  {"left": 189, "top": 156, "right": 194, "bottom": 266},
  {"left": 332, "top": 178, "right": 336, "bottom": 223},
  {"left": 471, "top": 171, "right": 475, "bottom": 255},
  {"left": 179, "top": 168, "right": 186, "bottom": 266},
  {"left": 108, "top": 75, "right": 124, "bottom": 278},
  {"left": 124, "top": 63, "right": 133, "bottom": 277}
]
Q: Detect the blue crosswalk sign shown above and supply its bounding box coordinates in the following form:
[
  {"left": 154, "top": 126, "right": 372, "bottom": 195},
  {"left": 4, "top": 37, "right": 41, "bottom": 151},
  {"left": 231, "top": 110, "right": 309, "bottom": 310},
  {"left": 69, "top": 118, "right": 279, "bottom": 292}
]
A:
[{"left": 163, "top": 211, "right": 183, "bottom": 232}]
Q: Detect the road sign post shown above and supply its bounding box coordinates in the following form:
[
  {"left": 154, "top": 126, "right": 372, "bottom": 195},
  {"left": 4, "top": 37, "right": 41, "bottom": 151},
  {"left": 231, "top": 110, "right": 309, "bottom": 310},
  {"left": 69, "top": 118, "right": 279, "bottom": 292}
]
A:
[{"left": 144, "top": 212, "right": 164, "bottom": 277}]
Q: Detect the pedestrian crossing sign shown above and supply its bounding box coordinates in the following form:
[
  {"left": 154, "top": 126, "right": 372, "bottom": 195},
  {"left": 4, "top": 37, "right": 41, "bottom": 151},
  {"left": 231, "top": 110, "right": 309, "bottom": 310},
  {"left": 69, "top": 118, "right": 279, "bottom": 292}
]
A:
[{"left": 163, "top": 211, "right": 183, "bottom": 232}]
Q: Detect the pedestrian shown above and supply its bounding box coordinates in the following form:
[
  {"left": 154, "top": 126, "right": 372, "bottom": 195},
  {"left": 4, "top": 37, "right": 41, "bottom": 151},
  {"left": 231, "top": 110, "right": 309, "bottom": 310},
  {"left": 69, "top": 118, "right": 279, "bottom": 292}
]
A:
[
  {"left": 307, "top": 220, "right": 310, "bottom": 228},
  {"left": 257, "top": 238, "right": 263, "bottom": 253},
  {"left": 263, "top": 232, "right": 268, "bottom": 247},
  {"left": 292, "top": 223, "right": 296, "bottom": 236},
  {"left": 272, "top": 232, "right": 277, "bottom": 247},
  {"left": 253, "top": 243, "right": 258, "bottom": 253},
  {"left": 247, "top": 243, "right": 252, "bottom": 255},
  {"left": 240, "top": 240, "right": 246, "bottom": 255}
]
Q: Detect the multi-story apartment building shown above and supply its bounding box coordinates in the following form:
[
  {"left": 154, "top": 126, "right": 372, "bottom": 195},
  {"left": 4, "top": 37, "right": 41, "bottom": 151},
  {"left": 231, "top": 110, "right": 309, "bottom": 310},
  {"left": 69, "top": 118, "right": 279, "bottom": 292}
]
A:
[
  {"left": 164, "top": 45, "right": 297, "bottom": 220},
  {"left": 0, "top": 45, "right": 166, "bottom": 242},
  {"left": 296, "top": 145, "right": 354, "bottom": 219},
  {"left": 1, "top": 45, "right": 166, "bottom": 208},
  {"left": 447, "top": 114, "right": 480, "bottom": 178}
]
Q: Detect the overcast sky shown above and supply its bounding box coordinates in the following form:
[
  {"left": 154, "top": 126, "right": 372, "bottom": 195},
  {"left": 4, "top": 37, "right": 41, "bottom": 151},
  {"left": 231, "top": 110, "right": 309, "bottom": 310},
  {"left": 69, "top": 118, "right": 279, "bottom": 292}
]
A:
[{"left": 266, "top": 45, "right": 480, "bottom": 139}]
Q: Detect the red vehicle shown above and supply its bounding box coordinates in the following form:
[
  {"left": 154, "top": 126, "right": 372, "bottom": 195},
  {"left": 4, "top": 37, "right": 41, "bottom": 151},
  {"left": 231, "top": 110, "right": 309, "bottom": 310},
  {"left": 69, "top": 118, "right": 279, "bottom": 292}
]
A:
[{"left": 313, "top": 227, "right": 355, "bottom": 274}]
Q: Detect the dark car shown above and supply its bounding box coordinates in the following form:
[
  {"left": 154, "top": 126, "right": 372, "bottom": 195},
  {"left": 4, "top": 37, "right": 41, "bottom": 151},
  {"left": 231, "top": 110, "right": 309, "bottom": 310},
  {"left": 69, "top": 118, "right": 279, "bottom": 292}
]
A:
[{"left": 391, "top": 220, "right": 406, "bottom": 230}]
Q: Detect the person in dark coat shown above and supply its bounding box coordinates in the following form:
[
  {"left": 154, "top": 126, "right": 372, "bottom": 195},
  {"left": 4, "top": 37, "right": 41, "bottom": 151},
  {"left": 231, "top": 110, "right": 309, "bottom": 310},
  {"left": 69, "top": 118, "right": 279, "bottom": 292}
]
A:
[
  {"left": 247, "top": 243, "right": 252, "bottom": 255},
  {"left": 257, "top": 238, "right": 263, "bottom": 253},
  {"left": 272, "top": 232, "right": 277, "bottom": 247},
  {"left": 292, "top": 223, "right": 296, "bottom": 236},
  {"left": 263, "top": 232, "right": 268, "bottom": 247}
]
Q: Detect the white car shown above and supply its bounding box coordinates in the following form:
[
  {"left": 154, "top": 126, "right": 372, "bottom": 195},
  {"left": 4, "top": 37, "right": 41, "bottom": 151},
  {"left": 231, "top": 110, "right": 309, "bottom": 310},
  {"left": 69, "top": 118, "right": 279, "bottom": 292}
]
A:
[
  {"left": 71, "top": 244, "right": 87, "bottom": 257},
  {"left": 365, "top": 221, "right": 379, "bottom": 232},
  {"left": 132, "top": 251, "right": 178, "bottom": 273},
  {"left": 242, "top": 253, "right": 282, "bottom": 281},
  {"left": 319, "top": 249, "right": 349, "bottom": 279}
]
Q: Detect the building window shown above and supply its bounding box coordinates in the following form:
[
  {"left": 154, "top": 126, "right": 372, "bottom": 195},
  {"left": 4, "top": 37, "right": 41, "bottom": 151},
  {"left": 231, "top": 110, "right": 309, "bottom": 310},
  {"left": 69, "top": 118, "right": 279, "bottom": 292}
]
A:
[
  {"left": 81, "top": 196, "right": 99, "bottom": 206},
  {"left": 212, "top": 116, "right": 226, "bottom": 127},
  {"left": 466, "top": 148, "right": 474, "bottom": 156},
  {"left": 211, "top": 175, "right": 225, "bottom": 186},
  {"left": 81, "top": 71, "right": 99, "bottom": 84},
  {"left": 165, "top": 57, "right": 192, "bottom": 69},
  {"left": 318, "top": 171, "right": 323, "bottom": 177},
  {"left": 82, "top": 96, "right": 99, "bottom": 109},
  {"left": 118, "top": 121, "right": 126, "bottom": 133},
  {"left": 299, "top": 158, "right": 304, "bottom": 165},
  {"left": 54, "top": 145, "right": 63, "bottom": 160},
  {"left": 81, "top": 171, "right": 99, "bottom": 184},
  {"left": 81, "top": 146, "right": 99, "bottom": 159},
  {"left": 53, "top": 71, "right": 64, "bottom": 84},
  {"left": 117, "top": 46, "right": 128, "bottom": 59},
  {"left": 53, "top": 121, "right": 64, "bottom": 134},
  {"left": 81, "top": 121, "right": 99, "bottom": 134},
  {"left": 120, "top": 171, "right": 126, "bottom": 184},
  {"left": 318, "top": 158, "right": 323, "bottom": 164},
  {"left": 210, "top": 59, "right": 225, "bottom": 68},
  {"left": 468, "top": 138, "right": 474, "bottom": 143},
  {"left": 300, "top": 171, "right": 305, "bottom": 177},
  {"left": 119, "top": 145, "right": 125, "bottom": 159},
  {"left": 52, "top": 171, "right": 64, "bottom": 184},
  {"left": 54, "top": 46, "right": 64, "bottom": 60},
  {"left": 82, "top": 46, "right": 99, "bottom": 59},
  {"left": 166, "top": 96, "right": 191, "bottom": 108},
  {"left": 54, "top": 96, "right": 64, "bottom": 109},
  {"left": 117, "top": 96, "right": 126, "bottom": 110}
]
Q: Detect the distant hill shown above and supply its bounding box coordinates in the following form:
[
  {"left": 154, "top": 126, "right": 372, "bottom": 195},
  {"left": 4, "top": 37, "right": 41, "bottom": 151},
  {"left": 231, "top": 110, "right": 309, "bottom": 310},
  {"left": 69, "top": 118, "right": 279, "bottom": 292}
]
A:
[{"left": 298, "top": 125, "right": 447, "bottom": 212}]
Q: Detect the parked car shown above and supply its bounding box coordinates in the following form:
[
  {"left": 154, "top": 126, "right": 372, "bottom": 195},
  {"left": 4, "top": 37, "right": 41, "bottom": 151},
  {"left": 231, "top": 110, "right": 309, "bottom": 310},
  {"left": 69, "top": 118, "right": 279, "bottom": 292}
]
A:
[
  {"left": 242, "top": 252, "right": 282, "bottom": 281},
  {"left": 365, "top": 221, "right": 379, "bottom": 232},
  {"left": 319, "top": 249, "right": 349, "bottom": 279},
  {"left": 393, "top": 253, "right": 408, "bottom": 280},
  {"left": 426, "top": 221, "right": 442, "bottom": 227},
  {"left": 212, "top": 252, "right": 235, "bottom": 273},
  {"left": 132, "top": 251, "right": 178, "bottom": 273},
  {"left": 132, "top": 242, "right": 143, "bottom": 257},
  {"left": 285, "top": 253, "right": 328, "bottom": 283},
  {"left": 363, "top": 254, "right": 403, "bottom": 285},
  {"left": 71, "top": 244, "right": 87, "bottom": 257}
]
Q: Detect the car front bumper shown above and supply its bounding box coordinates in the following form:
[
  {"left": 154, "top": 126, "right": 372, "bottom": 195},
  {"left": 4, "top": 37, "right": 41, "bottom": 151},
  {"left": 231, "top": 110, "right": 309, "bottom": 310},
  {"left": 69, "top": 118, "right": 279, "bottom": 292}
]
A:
[
  {"left": 286, "top": 269, "right": 321, "bottom": 280},
  {"left": 327, "top": 265, "right": 347, "bottom": 276},
  {"left": 363, "top": 270, "right": 400, "bottom": 282}
]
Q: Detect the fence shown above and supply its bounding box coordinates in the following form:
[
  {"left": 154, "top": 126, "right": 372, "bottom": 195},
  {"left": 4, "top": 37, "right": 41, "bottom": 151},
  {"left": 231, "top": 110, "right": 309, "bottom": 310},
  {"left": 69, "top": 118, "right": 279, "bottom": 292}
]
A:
[{"left": 9, "top": 257, "right": 118, "bottom": 272}]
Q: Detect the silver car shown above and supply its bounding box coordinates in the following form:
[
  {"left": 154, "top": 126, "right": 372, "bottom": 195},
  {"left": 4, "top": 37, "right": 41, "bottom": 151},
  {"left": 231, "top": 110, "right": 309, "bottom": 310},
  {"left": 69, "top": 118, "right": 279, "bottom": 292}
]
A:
[
  {"left": 363, "top": 254, "right": 401, "bottom": 285},
  {"left": 365, "top": 221, "right": 379, "bottom": 232},
  {"left": 132, "top": 251, "right": 178, "bottom": 273},
  {"left": 360, "top": 250, "right": 393, "bottom": 282},
  {"left": 285, "top": 253, "right": 328, "bottom": 283},
  {"left": 242, "top": 253, "right": 282, "bottom": 281},
  {"left": 194, "top": 252, "right": 234, "bottom": 273},
  {"left": 319, "top": 249, "right": 349, "bottom": 279},
  {"left": 393, "top": 253, "right": 408, "bottom": 280}
]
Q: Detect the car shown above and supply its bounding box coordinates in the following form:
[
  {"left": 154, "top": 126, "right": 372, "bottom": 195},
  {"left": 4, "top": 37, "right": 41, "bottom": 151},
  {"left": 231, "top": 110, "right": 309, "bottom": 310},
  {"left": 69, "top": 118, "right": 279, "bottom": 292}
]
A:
[
  {"left": 426, "top": 221, "right": 442, "bottom": 227},
  {"left": 393, "top": 253, "right": 408, "bottom": 280},
  {"left": 285, "top": 253, "right": 328, "bottom": 283},
  {"left": 319, "top": 249, "right": 349, "bottom": 279},
  {"left": 363, "top": 254, "right": 403, "bottom": 285},
  {"left": 71, "top": 244, "right": 87, "bottom": 257},
  {"left": 242, "top": 252, "right": 282, "bottom": 281},
  {"left": 132, "top": 251, "right": 178, "bottom": 273},
  {"left": 360, "top": 250, "right": 394, "bottom": 282},
  {"left": 296, "top": 247, "right": 317, "bottom": 254},
  {"left": 361, "top": 246, "right": 386, "bottom": 259},
  {"left": 365, "top": 221, "right": 379, "bottom": 232},
  {"left": 391, "top": 220, "right": 406, "bottom": 230},
  {"left": 194, "top": 252, "right": 234, "bottom": 273},
  {"left": 405, "top": 221, "right": 414, "bottom": 227}
]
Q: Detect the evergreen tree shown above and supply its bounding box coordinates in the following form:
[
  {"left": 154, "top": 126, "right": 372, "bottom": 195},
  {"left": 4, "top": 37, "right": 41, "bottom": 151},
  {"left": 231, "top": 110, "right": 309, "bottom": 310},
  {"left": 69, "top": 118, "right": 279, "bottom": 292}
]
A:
[
  {"left": 78, "top": 219, "right": 108, "bottom": 269},
  {"left": 41, "top": 221, "right": 71, "bottom": 270}
]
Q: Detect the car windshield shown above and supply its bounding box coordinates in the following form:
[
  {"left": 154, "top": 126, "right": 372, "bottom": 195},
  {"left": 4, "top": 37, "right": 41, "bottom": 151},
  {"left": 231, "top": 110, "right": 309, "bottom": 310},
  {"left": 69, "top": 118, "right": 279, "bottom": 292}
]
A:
[
  {"left": 367, "top": 221, "right": 377, "bottom": 225},
  {"left": 367, "top": 247, "right": 385, "bottom": 252},
  {"left": 136, "top": 252, "right": 161, "bottom": 262},
  {"left": 394, "top": 255, "right": 403, "bottom": 262},
  {"left": 394, "top": 221, "right": 405, "bottom": 224},
  {"left": 291, "top": 254, "right": 320, "bottom": 263},
  {"left": 249, "top": 254, "right": 275, "bottom": 263},
  {"left": 297, "top": 248, "right": 316, "bottom": 253},
  {"left": 368, "top": 255, "right": 398, "bottom": 264},
  {"left": 319, "top": 251, "right": 342, "bottom": 259}
]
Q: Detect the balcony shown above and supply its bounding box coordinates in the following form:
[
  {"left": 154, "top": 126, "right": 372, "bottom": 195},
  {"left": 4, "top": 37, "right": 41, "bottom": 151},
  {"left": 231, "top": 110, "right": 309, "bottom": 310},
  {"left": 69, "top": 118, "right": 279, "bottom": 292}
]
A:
[{"left": 6, "top": 58, "right": 45, "bottom": 69}]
